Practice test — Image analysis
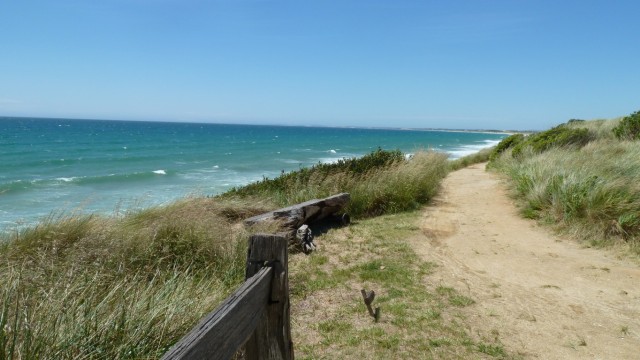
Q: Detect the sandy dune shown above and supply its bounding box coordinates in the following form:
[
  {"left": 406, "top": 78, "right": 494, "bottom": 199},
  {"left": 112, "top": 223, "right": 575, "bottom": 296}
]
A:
[{"left": 414, "top": 163, "right": 640, "bottom": 359}]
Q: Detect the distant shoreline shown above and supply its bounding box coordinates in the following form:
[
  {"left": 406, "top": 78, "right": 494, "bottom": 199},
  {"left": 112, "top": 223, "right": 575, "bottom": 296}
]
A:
[{"left": 0, "top": 115, "right": 533, "bottom": 134}]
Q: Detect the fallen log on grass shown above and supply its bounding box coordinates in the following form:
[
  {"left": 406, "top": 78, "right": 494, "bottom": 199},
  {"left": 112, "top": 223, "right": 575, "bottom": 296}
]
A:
[
  {"left": 244, "top": 193, "right": 350, "bottom": 253},
  {"left": 244, "top": 193, "right": 350, "bottom": 228}
]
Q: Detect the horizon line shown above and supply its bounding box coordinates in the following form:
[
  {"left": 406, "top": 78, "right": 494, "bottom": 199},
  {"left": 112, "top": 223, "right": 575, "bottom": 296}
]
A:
[{"left": 0, "top": 114, "right": 536, "bottom": 133}]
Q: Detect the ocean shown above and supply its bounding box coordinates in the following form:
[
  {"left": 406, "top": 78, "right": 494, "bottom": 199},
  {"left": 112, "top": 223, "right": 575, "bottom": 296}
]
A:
[{"left": 0, "top": 117, "right": 506, "bottom": 232}]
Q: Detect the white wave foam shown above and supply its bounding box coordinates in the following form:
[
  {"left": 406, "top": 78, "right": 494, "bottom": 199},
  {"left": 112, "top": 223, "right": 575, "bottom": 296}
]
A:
[
  {"left": 328, "top": 149, "right": 337, "bottom": 154},
  {"left": 280, "top": 159, "right": 302, "bottom": 164},
  {"left": 318, "top": 157, "right": 341, "bottom": 164},
  {"left": 213, "top": 165, "right": 219, "bottom": 169},
  {"left": 56, "top": 177, "right": 76, "bottom": 182},
  {"left": 447, "top": 140, "right": 502, "bottom": 159},
  {"left": 153, "top": 170, "right": 167, "bottom": 175}
]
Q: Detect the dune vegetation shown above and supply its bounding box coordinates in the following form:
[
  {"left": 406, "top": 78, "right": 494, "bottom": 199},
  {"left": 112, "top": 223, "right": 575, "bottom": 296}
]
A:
[
  {"left": 489, "top": 111, "right": 640, "bottom": 255},
  {"left": 224, "top": 148, "right": 450, "bottom": 218},
  {"left": 1, "top": 149, "right": 454, "bottom": 359},
  {"left": 0, "top": 199, "right": 276, "bottom": 359}
]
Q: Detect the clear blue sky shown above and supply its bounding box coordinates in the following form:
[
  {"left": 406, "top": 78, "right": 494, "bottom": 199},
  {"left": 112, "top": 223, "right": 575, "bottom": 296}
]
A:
[{"left": 1, "top": 1, "right": 638, "bottom": 130}]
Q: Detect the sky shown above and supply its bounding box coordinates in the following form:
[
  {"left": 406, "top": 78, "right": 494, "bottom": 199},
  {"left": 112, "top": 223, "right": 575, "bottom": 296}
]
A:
[{"left": 0, "top": 1, "right": 639, "bottom": 130}]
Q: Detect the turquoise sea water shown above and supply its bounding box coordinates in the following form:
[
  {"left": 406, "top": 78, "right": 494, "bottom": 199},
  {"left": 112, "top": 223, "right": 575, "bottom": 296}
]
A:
[{"left": 0, "top": 117, "right": 506, "bottom": 232}]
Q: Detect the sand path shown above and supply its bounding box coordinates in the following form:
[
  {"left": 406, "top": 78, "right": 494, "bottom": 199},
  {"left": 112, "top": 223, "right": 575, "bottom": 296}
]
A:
[{"left": 414, "top": 163, "right": 640, "bottom": 359}]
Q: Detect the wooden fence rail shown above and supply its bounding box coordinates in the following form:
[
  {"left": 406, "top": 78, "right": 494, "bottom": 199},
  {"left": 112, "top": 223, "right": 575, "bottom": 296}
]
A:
[{"left": 162, "top": 234, "right": 293, "bottom": 360}]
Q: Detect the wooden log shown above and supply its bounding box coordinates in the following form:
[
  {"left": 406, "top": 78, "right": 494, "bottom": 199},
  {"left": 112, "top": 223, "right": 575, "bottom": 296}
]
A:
[
  {"left": 243, "top": 234, "right": 293, "bottom": 360},
  {"left": 160, "top": 267, "right": 273, "bottom": 360},
  {"left": 243, "top": 193, "right": 350, "bottom": 230}
]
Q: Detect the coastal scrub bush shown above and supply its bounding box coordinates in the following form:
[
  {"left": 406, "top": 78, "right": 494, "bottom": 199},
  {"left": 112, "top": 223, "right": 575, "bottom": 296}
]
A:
[
  {"left": 489, "top": 133, "right": 524, "bottom": 161},
  {"left": 612, "top": 110, "right": 640, "bottom": 140},
  {"left": 511, "top": 124, "right": 593, "bottom": 158}
]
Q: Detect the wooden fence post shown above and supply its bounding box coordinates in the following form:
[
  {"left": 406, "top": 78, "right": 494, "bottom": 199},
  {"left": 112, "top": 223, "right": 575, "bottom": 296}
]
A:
[
  {"left": 243, "top": 234, "right": 293, "bottom": 360},
  {"left": 160, "top": 267, "right": 272, "bottom": 360}
]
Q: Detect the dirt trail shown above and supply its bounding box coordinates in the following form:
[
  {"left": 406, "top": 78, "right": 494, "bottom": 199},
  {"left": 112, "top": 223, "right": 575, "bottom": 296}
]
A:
[{"left": 414, "top": 163, "right": 640, "bottom": 359}]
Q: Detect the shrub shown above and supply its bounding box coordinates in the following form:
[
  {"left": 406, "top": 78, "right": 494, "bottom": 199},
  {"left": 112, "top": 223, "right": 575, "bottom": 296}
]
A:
[
  {"left": 489, "top": 134, "right": 524, "bottom": 161},
  {"left": 613, "top": 110, "right": 640, "bottom": 141},
  {"left": 512, "top": 125, "right": 593, "bottom": 157}
]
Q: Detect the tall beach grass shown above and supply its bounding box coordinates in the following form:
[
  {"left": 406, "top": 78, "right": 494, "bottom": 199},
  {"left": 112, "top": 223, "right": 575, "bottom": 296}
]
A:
[
  {"left": 225, "top": 149, "right": 450, "bottom": 217},
  {"left": 490, "top": 115, "right": 640, "bottom": 255},
  {"left": 1, "top": 148, "right": 451, "bottom": 358},
  {"left": 0, "top": 198, "right": 277, "bottom": 359}
]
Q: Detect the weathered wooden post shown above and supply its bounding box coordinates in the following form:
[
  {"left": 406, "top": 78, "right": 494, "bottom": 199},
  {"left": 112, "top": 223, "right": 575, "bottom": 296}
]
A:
[
  {"left": 160, "top": 233, "right": 292, "bottom": 360},
  {"left": 243, "top": 233, "right": 293, "bottom": 360},
  {"left": 160, "top": 267, "right": 273, "bottom": 360}
]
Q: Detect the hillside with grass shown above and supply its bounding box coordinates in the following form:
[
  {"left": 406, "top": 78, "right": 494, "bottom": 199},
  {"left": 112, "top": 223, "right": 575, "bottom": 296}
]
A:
[
  {"left": 3, "top": 149, "right": 491, "bottom": 359},
  {"left": 489, "top": 111, "right": 640, "bottom": 255}
]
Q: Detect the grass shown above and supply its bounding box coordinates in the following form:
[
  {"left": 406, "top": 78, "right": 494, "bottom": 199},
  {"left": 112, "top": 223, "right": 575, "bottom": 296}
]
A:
[
  {"left": 289, "top": 211, "right": 510, "bottom": 359},
  {"left": 478, "top": 343, "right": 507, "bottom": 357},
  {"left": 0, "top": 198, "right": 276, "bottom": 359},
  {"left": 490, "top": 114, "right": 640, "bottom": 256},
  {"left": 0, "top": 148, "right": 461, "bottom": 359},
  {"left": 449, "top": 147, "right": 493, "bottom": 170},
  {"left": 621, "top": 325, "right": 629, "bottom": 335},
  {"left": 224, "top": 149, "right": 450, "bottom": 218}
]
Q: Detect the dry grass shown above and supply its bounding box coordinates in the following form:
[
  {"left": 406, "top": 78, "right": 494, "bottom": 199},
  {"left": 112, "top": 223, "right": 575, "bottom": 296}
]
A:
[
  {"left": 0, "top": 197, "right": 276, "bottom": 359},
  {"left": 289, "top": 211, "right": 510, "bottom": 359}
]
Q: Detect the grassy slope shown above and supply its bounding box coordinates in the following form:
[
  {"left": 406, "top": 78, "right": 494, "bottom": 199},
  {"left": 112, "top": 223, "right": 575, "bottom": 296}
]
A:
[
  {"left": 2, "top": 149, "right": 507, "bottom": 359},
  {"left": 489, "top": 116, "right": 640, "bottom": 256},
  {"left": 0, "top": 198, "right": 276, "bottom": 359}
]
